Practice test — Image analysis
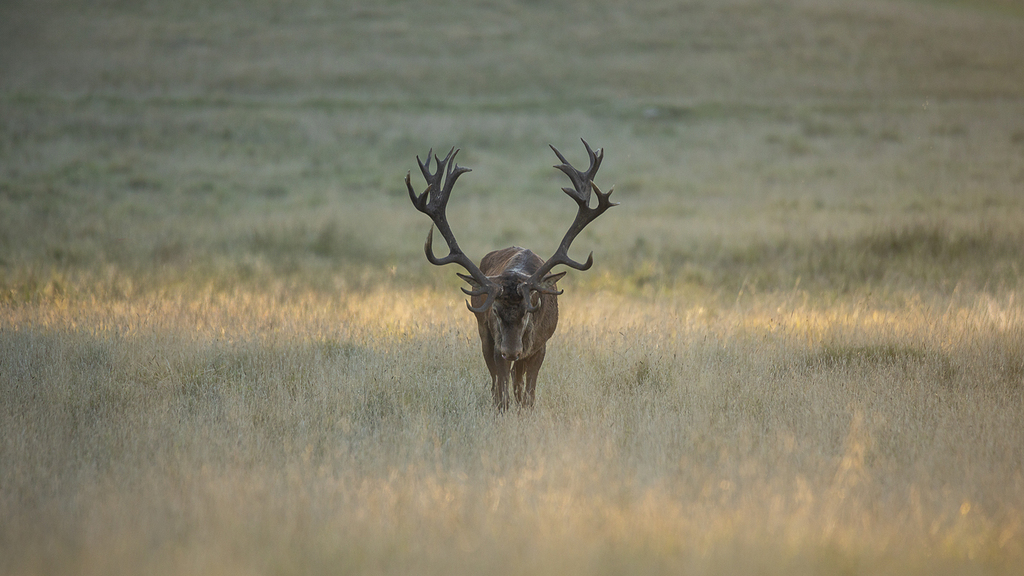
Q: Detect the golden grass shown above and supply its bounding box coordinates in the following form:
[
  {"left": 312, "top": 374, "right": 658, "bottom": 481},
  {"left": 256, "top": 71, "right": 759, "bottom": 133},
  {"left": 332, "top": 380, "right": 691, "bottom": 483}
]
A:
[{"left": 2, "top": 283, "right": 1023, "bottom": 574}]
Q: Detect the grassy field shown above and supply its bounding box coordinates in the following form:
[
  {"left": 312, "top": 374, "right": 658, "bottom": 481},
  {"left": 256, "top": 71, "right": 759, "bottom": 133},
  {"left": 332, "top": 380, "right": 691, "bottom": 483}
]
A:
[{"left": 2, "top": 0, "right": 1024, "bottom": 574}]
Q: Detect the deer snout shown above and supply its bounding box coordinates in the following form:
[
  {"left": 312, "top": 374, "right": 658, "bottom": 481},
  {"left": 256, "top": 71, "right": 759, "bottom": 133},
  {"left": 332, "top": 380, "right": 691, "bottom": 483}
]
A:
[{"left": 501, "top": 350, "right": 521, "bottom": 361}]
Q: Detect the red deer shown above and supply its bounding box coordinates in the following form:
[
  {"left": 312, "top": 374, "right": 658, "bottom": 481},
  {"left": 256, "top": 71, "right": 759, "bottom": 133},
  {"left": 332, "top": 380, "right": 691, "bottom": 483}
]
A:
[{"left": 406, "top": 140, "right": 616, "bottom": 411}]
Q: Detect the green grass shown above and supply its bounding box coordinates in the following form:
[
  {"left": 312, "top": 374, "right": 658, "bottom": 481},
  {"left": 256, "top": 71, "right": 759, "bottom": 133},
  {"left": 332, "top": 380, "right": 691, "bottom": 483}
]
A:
[{"left": 2, "top": 0, "right": 1024, "bottom": 574}]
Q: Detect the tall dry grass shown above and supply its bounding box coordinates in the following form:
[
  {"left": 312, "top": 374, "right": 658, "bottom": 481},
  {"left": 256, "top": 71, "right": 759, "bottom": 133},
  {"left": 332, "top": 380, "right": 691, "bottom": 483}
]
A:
[{"left": 2, "top": 285, "right": 1023, "bottom": 574}]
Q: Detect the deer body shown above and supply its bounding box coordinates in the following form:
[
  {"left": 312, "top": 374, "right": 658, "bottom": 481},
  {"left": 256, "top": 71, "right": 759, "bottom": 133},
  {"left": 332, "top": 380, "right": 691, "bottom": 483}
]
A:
[
  {"left": 472, "top": 247, "right": 559, "bottom": 409},
  {"left": 406, "top": 140, "right": 615, "bottom": 411}
]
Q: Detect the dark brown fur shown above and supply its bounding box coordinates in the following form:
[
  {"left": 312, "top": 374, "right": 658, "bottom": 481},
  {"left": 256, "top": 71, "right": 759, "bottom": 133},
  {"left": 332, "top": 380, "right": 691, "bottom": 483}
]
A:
[{"left": 470, "top": 247, "right": 560, "bottom": 410}]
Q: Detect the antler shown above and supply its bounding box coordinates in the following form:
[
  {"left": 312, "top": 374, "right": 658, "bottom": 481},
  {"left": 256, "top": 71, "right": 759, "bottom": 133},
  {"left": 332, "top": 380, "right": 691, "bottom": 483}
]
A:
[
  {"left": 406, "top": 148, "right": 502, "bottom": 314},
  {"left": 523, "top": 139, "right": 617, "bottom": 309}
]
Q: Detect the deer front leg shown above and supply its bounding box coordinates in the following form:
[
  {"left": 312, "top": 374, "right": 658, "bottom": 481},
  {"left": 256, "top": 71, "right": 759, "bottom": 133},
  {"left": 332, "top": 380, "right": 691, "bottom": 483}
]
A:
[
  {"left": 513, "top": 345, "right": 545, "bottom": 408},
  {"left": 478, "top": 320, "right": 510, "bottom": 411},
  {"left": 512, "top": 360, "right": 527, "bottom": 406},
  {"left": 491, "top": 350, "right": 512, "bottom": 412}
]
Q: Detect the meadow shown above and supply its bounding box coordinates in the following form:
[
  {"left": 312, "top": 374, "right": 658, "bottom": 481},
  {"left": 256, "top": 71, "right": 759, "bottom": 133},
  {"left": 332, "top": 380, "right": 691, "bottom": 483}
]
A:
[{"left": 2, "top": 0, "right": 1024, "bottom": 574}]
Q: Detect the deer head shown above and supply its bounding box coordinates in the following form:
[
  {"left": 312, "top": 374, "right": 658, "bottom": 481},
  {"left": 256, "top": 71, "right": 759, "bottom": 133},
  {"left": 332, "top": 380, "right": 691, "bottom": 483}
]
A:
[{"left": 405, "top": 140, "right": 616, "bottom": 315}]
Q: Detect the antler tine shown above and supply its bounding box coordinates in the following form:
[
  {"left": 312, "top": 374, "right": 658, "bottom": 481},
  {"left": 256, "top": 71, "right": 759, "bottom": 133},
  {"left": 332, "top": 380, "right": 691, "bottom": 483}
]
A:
[
  {"left": 408, "top": 148, "right": 501, "bottom": 314},
  {"left": 550, "top": 138, "right": 604, "bottom": 206},
  {"left": 416, "top": 148, "right": 434, "bottom": 178}
]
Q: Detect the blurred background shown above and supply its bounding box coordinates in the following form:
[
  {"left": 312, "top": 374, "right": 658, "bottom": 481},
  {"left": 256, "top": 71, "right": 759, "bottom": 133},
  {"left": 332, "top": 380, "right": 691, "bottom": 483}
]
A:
[
  {"left": 3, "top": 3, "right": 1024, "bottom": 574},
  {"left": 2, "top": 0, "right": 1023, "bottom": 300}
]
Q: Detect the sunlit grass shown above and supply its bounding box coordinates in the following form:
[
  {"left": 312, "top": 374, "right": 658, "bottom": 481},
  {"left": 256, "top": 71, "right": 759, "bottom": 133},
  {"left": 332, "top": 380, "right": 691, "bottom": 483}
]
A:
[{"left": 2, "top": 282, "right": 1023, "bottom": 574}]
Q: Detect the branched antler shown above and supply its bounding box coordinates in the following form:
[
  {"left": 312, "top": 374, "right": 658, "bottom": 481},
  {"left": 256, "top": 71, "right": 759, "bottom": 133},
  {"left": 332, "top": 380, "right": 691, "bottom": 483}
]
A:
[
  {"left": 406, "top": 148, "right": 502, "bottom": 313},
  {"left": 523, "top": 139, "right": 617, "bottom": 309}
]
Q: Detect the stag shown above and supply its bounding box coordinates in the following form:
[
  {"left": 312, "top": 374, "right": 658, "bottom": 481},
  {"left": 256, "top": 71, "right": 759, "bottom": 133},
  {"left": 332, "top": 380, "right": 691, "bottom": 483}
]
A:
[{"left": 406, "top": 140, "right": 616, "bottom": 411}]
